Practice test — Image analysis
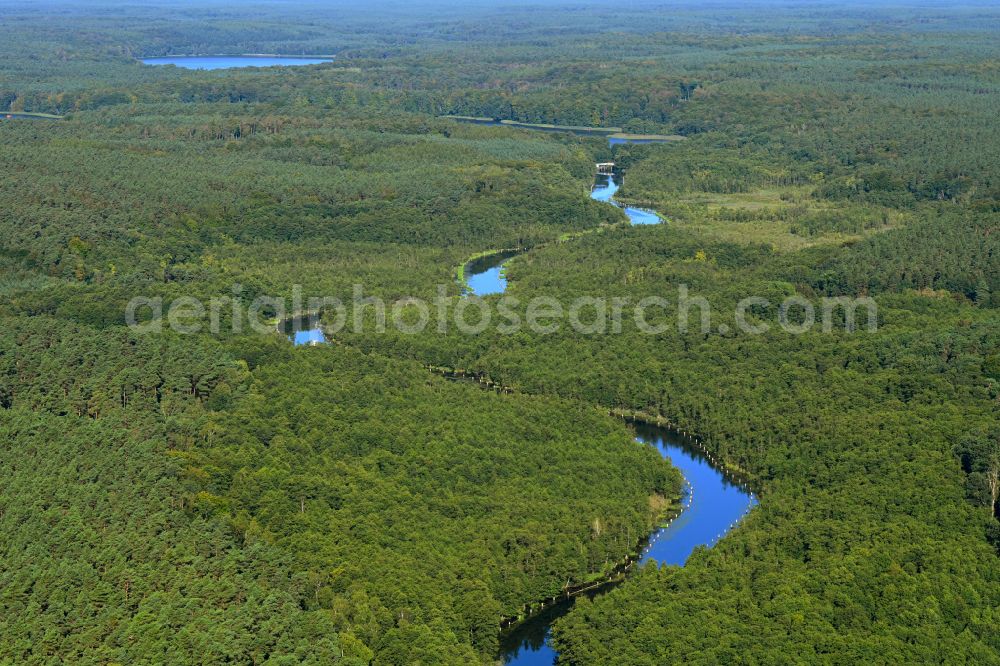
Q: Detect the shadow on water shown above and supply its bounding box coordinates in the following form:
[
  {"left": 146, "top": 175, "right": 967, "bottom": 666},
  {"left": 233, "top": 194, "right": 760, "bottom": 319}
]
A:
[
  {"left": 498, "top": 586, "right": 606, "bottom": 666},
  {"left": 464, "top": 249, "right": 522, "bottom": 296},
  {"left": 280, "top": 313, "right": 327, "bottom": 346},
  {"left": 499, "top": 419, "right": 757, "bottom": 665}
]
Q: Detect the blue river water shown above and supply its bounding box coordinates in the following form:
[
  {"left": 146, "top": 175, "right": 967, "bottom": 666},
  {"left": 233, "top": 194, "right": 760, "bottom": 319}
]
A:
[
  {"left": 633, "top": 422, "right": 757, "bottom": 566},
  {"left": 591, "top": 173, "right": 661, "bottom": 225},
  {"left": 608, "top": 137, "right": 670, "bottom": 145},
  {"left": 464, "top": 249, "right": 522, "bottom": 296},
  {"left": 467, "top": 263, "right": 507, "bottom": 296},
  {"left": 141, "top": 56, "right": 332, "bottom": 70},
  {"left": 500, "top": 422, "right": 757, "bottom": 665}
]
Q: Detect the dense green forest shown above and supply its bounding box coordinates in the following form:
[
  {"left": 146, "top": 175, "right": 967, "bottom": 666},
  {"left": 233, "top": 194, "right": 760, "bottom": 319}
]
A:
[
  {"left": 0, "top": 1, "right": 997, "bottom": 664},
  {"left": 0, "top": 317, "right": 675, "bottom": 662}
]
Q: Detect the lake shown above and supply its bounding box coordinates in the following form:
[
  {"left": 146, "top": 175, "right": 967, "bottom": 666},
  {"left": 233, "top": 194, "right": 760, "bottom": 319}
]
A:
[{"left": 141, "top": 55, "right": 333, "bottom": 70}]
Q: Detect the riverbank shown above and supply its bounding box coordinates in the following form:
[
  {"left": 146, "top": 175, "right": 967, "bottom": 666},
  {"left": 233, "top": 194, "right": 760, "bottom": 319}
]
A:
[
  {"left": 499, "top": 411, "right": 757, "bottom": 663},
  {"left": 435, "top": 366, "right": 756, "bottom": 489},
  {"left": 612, "top": 408, "right": 757, "bottom": 487},
  {"left": 498, "top": 485, "right": 685, "bottom": 631},
  {"left": 431, "top": 372, "right": 690, "bottom": 634},
  {"left": 434, "top": 365, "right": 756, "bottom": 489}
]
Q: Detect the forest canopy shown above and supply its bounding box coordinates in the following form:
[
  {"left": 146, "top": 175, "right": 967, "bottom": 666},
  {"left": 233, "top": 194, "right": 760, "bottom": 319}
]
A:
[{"left": 0, "top": 1, "right": 997, "bottom": 664}]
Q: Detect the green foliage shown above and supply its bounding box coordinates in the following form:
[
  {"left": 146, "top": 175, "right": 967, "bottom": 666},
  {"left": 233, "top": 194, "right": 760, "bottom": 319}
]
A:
[
  {"left": 0, "top": 318, "right": 341, "bottom": 664},
  {"left": 818, "top": 209, "right": 1000, "bottom": 305},
  {"left": 0, "top": 1, "right": 998, "bottom": 664},
  {"left": 0, "top": 315, "right": 677, "bottom": 663},
  {"left": 347, "top": 223, "right": 1000, "bottom": 663},
  {"left": 187, "top": 341, "right": 677, "bottom": 661}
]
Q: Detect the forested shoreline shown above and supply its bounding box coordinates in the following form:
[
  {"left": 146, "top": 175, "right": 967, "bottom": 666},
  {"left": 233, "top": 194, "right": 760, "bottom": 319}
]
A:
[{"left": 1, "top": 1, "right": 998, "bottom": 664}]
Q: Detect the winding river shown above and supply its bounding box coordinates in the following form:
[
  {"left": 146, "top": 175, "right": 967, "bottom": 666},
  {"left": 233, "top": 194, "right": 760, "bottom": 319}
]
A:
[
  {"left": 469, "top": 163, "right": 755, "bottom": 665},
  {"left": 459, "top": 169, "right": 661, "bottom": 300},
  {"left": 284, "top": 152, "right": 757, "bottom": 665},
  {"left": 500, "top": 420, "right": 756, "bottom": 665},
  {"left": 590, "top": 172, "right": 661, "bottom": 226}
]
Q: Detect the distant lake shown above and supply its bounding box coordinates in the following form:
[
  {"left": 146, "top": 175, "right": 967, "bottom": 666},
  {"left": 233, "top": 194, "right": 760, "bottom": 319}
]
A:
[{"left": 141, "top": 55, "right": 333, "bottom": 70}]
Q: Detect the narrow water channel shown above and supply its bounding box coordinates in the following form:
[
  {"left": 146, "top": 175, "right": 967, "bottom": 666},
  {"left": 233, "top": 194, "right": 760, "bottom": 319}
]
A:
[
  {"left": 591, "top": 173, "right": 661, "bottom": 225},
  {"left": 499, "top": 422, "right": 756, "bottom": 665},
  {"left": 464, "top": 167, "right": 660, "bottom": 297}
]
